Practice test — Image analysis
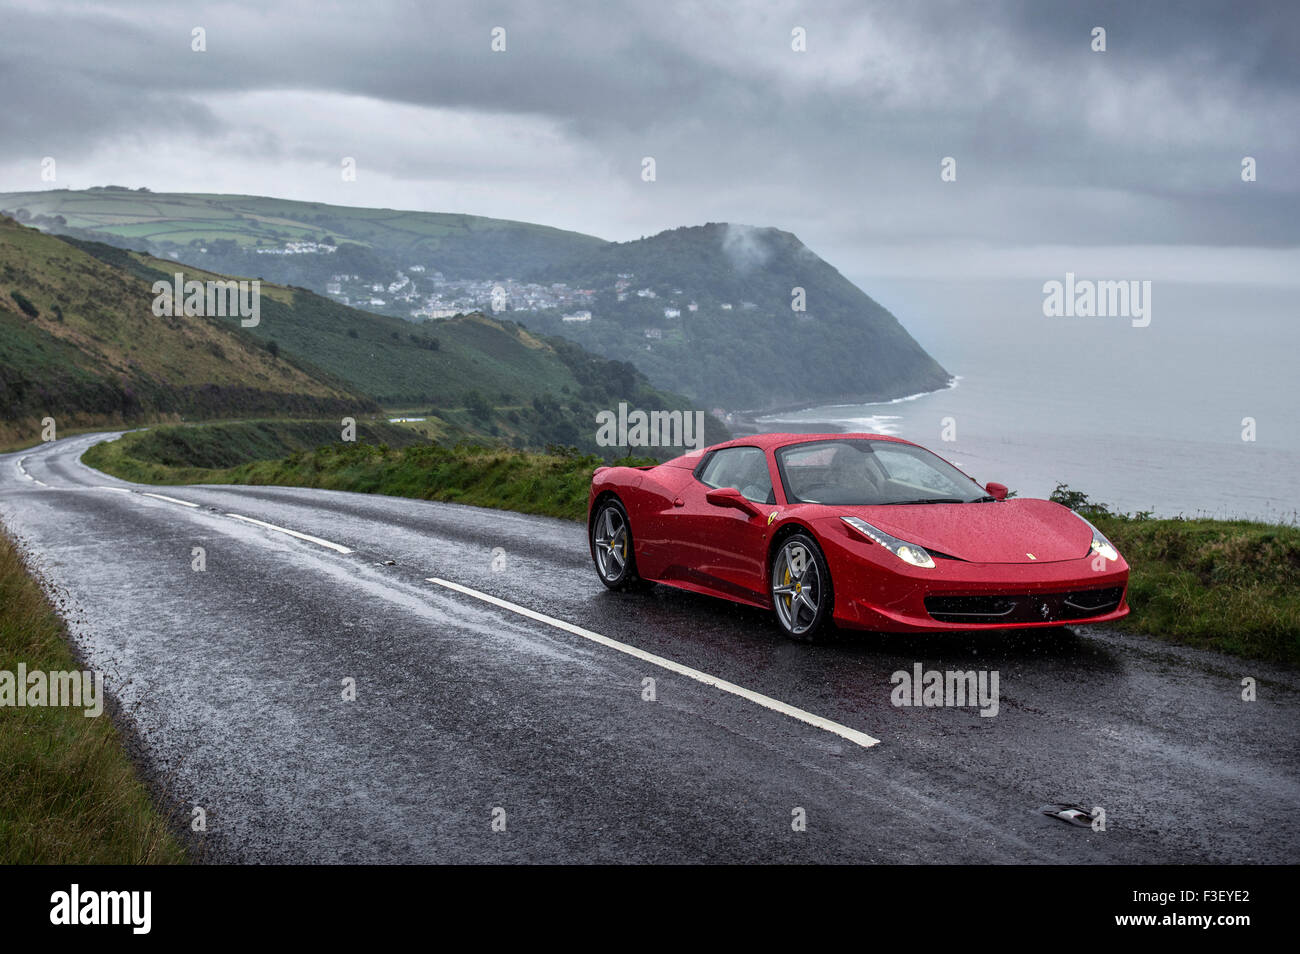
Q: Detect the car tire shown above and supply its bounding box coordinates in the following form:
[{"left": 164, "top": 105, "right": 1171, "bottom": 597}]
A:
[
  {"left": 770, "top": 532, "right": 833, "bottom": 641},
  {"left": 591, "top": 497, "right": 644, "bottom": 591}
]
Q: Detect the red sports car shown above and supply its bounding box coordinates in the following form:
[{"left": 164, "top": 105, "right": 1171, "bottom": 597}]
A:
[{"left": 587, "top": 433, "right": 1129, "bottom": 639}]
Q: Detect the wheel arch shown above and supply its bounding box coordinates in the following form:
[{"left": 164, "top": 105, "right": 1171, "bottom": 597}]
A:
[
  {"left": 588, "top": 488, "right": 624, "bottom": 533},
  {"left": 766, "top": 520, "right": 817, "bottom": 581},
  {"left": 766, "top": 520, "right": 834, "bottom": 610},
  {"left": 588, "top": 489, "right": 629, "bottom": 561}
]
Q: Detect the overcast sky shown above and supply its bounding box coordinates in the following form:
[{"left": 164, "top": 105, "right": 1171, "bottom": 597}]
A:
[{"left": 1, "top": 0, "right": 1296, "bottom": 285}]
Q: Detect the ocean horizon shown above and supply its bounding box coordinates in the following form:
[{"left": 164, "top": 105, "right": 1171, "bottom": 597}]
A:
[{"left": 758, "top": 279, "right": 1299, "bottom": 525}]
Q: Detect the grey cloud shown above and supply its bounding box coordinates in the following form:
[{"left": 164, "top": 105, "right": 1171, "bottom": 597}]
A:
[{"left": 0, "top": 0, "right": 1295, "bottom": 250}]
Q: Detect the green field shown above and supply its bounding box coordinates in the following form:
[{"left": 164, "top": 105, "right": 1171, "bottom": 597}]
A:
[{"left": 0, "top": 187, "right": 607, "bottom": 270}]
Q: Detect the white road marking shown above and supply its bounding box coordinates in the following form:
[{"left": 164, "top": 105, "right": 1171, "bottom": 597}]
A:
[
  {"left": 426, "top": 577, "right": 881, "bottom": 749},
  {"left": 225, "top": 513, "right": 354, "bottom": 554},
  {"left": 141, "top": 492, "right": 200, "bottom": 508},
  {"left": 96, "top": 486, "right": 132, "bottom": 493}
]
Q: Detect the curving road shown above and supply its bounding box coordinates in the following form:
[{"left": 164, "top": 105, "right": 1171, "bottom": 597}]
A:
[{"left": 1, "top": 432, "right": 1297, "bottom": 863}]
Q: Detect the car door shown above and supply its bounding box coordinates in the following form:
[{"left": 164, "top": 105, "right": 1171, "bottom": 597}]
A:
[{"left": 671, "top": 446, "right": 776, "bottom": 602}]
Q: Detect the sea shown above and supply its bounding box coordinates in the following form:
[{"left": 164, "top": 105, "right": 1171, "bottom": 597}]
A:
[{"left": 756, "top": 279, "right": 1299, "bottom": 525}]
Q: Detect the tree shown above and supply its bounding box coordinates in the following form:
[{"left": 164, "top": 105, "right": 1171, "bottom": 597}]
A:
[{"left": 464, "top": 390, "right": 492, "bottom": 420}]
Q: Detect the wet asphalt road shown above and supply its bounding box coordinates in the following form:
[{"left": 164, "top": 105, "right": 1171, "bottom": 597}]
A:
[{"left": 1, "top": 432, "right": 1297, "bottom": 864}]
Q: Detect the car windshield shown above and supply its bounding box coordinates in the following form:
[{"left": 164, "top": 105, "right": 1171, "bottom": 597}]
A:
[{"left": 775, "top": 438, "right": 989, "bottom": 506}]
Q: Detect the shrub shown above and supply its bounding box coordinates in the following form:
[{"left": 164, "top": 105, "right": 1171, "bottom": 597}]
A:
[{"left": 10, "top": 290, "right": 39, "bottom": 318}]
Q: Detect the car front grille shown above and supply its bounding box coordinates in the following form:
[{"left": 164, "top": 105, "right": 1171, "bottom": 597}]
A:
[{"left": 924, "top": 587, "right": 1123, "bottom": 625}]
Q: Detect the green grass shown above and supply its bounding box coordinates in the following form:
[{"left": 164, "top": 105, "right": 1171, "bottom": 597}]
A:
[
  {"left": 0, "top": 529, "right": 186, "bottom": 863},
  {"left": 85, "top": 426, "right": 637, "bottom": 521},
  {"left": 103, "top": 418, "right": 436, "bottom": 471},
  {"left": 1095, "top": 515, "right": 1300, "bottom": 664}
]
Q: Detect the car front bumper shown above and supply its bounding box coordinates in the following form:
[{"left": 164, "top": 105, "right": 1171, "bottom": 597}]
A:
[{"left": 826, "top": 542, "right": 1130, "bottom": 633}]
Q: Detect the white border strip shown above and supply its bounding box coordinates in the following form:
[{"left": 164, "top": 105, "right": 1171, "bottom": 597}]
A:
[
  {"left": 141, "top": 492, "right": 200, "bottom": 508},
  {"left": 225, "top": 513, "right": 354, "bottom": 554},
  {"left": 427, "top": 577, "right": 880, "bottom": 749}
]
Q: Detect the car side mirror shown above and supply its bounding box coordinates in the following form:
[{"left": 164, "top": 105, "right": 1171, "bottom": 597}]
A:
[
  {"left": 706, "top": 486, "right": 760, "bottom": 516},
  {"left": 985, "top": 482, "right": 1008, "bottom": 501}
]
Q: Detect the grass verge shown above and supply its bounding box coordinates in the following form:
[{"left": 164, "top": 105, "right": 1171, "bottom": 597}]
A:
[
  {"left": 0, "top": 529, "right": 186, "bottom": 863},
  {"left": 84, "top": 423, "right": 642, "bottom": 521},
  {"left": 1094, "top": 515, "right": 1299, "bottom": 664}
]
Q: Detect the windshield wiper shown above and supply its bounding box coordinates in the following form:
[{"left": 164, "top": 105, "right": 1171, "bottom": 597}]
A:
[
  {"left": 883, "top": 497, "right": 968, "bottom": 505},
  {"left": 969, "top": 495, "right": 997, "bottom": 503}
]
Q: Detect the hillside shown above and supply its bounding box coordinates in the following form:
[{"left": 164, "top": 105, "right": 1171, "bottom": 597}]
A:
[
  {"left": 1, "top": 216, "right": 722, "bottom": 455},
  {"left": 0, "top": 189, "right": 952, "bottom": 412},
  {"left": 60, "top": 235, "right": 575, "bottom": 406},
  {"left": 526, "top": 223, "right": 952, "bottom": 409},
  {"left": 0, "top": 216, "right": 366, "bottom": 448},
  {"left": 69, "top": 239, "right": 723, "bottom": 454},
  {"left": 0, "top": 187, "right": 606, "bottom": 281}
]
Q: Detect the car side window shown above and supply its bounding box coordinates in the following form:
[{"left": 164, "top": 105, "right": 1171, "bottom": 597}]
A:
[{"left": 698, "top": 447, "right": 774, "bottom": 504}]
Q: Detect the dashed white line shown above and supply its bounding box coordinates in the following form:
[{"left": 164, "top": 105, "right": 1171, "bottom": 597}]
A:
[
  {"left": 140, "top": 492, "right": 200, "bottom": 508},
  {"left": 225, "top": 513, "right": 354, "bottom": 554},
  {"left": 426, "top": 577, "right": 881, "bottom": 750},
  {"left": 29, "top": 475, "right": 353, "bottom": 554}
]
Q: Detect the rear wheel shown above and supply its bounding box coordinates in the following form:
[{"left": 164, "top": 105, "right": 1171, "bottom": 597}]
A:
[
  {"left": 591, "top": 498, "right": 643, "bottom": 590},
  {"left": 771, "top": 533, "right": 833, "bottom": 640}
]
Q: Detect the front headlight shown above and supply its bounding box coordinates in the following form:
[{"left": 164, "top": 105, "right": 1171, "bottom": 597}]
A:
[
  {"left": 1075, "top": 513, "right": 1120, "bottom": 562},
  {"left": 841, "top": 516, "right": 936, "bottom": 569}
]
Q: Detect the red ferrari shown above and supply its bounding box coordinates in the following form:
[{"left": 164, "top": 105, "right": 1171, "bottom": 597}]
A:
[{"left": 587, "top": 433, "right": 1129, "bottom": 639}]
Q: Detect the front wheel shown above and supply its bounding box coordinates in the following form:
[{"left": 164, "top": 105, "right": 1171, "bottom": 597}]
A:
[
  {"left": 771, "top": 533, "right": 833, "bottom": 641},
  {"left": 591, "top": 498, "right": 643, "bottom": 591}
]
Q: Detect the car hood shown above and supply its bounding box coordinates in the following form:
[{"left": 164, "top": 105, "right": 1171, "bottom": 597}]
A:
[{"left": 842, "top": 499, "right": 1093, "bottom": 564}]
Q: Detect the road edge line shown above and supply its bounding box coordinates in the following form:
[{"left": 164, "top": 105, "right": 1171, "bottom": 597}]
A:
[{"left": 426, "top": 576, "right": 881, "bottom": 749}]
